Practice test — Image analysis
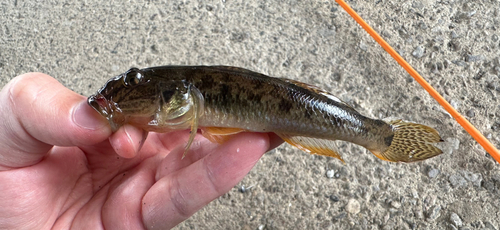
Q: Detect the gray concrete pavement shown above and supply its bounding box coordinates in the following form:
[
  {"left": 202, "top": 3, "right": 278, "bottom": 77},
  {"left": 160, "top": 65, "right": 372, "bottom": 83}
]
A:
[{"left": 2, "top": 1, "right": 499, "bottom": 229}]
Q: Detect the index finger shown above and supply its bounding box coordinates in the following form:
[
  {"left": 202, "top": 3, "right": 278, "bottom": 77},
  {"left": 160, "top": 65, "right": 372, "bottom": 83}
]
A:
[{"left": 142, "top": 132, "right": 270, "bottom": 229}]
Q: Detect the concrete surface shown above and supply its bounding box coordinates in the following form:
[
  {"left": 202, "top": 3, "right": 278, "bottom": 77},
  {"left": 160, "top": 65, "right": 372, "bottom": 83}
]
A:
[{"left": 1, "top": 0, "right": 500, "bottom": 229}]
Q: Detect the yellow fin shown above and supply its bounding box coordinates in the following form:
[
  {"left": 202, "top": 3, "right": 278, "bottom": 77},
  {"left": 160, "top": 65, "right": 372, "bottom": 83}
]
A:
[
  {"left": 201, "top": 127, "right": 246, "bottom": 144},
  {"left": 182, "top": 120, "right": 198, "bottom": 159},
  {"left": 182, "top": 85, "right": 204, "bottom": 159},
  {"left": 277, "top": 133, "right": 344, "bottom": 163},
  {"left": 370, "top": 120, "right": 443, "bottom": 162}
]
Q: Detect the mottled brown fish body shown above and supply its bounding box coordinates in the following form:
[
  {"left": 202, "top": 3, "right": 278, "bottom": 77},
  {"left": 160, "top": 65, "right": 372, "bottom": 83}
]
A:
[
  {"left": 143, "top": 67, "right": 389, "bottom": 144},
  {"left": 88, "top": 66, "right": 443, "bottom": 162}
]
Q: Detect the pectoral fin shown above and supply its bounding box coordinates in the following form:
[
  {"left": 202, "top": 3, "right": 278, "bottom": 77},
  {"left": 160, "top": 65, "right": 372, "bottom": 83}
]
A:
[
  {"left": 182, "top": 119, "right": 198, "bottom": 159},
  {"left": 277, "top": 133, "right": 344, "bottom": 163},
  {"left": 182, "top": 85, "right": 205, "bottom": 159},
  {"left": 201, "top": 127, "right": 246, "bottom": 144}
]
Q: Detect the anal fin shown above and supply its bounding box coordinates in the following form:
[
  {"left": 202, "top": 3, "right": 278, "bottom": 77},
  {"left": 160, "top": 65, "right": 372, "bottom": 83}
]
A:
[
  {"left": 369, "top": 149, "right": 391, "bottom": 162},
  {"left": 201, "top": 127, "right": 246, "bottom": 144},
  {"left": 277, "top": 133, "right": 344, "bottom": 163}
]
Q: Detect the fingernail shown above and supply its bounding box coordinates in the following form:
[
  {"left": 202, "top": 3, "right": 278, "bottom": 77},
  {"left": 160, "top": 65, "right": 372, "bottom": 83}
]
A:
[
  {"left": 116, "top": 125, "right": 147, "bottom": 158},
  {"left": 124, "top": 125, "right": 148, "bottom": 153},
  {"left": 138, "top": 129, "right": 148, "bottom": 152},
  {"left": 73, "top": 101, "right": 108, "bottom": 130}
]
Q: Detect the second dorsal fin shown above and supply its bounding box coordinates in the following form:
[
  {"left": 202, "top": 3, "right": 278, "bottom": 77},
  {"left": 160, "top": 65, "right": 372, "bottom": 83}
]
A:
[{"left": 281, "top": 78, "right": 355, "bottom": 110}]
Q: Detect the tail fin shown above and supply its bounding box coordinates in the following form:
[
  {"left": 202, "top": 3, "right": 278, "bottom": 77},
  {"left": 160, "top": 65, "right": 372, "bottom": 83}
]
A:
[{"left": 371, "top": 120, "right": 444, "bottom": 162}]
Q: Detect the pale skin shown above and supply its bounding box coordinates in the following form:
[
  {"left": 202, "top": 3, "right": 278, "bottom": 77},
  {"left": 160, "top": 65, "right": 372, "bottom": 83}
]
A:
[{"left": 0, "top": 73, "right": 282, "bottom": 229}]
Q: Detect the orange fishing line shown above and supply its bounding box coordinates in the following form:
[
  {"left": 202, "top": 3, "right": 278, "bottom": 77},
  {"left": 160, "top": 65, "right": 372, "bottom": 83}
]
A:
[{"left": 335, "top": 0, "right": 500, "bottom": 163}]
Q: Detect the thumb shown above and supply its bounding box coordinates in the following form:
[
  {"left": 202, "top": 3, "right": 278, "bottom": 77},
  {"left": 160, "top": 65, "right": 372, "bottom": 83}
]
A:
[{"left": 0, "top": 73, "right": 111, "bottom": 168}]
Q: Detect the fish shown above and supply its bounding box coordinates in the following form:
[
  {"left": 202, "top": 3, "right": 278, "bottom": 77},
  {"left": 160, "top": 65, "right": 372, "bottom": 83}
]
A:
[{"left": 87, "top": 66, "right": 443, "bottom": 162}]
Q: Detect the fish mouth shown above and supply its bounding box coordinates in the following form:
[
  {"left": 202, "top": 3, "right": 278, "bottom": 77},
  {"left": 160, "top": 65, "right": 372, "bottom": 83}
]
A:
[
  {"left": 88, "top": 93, "right": 122, "bottom": 132},
  {"left": 88, "top": 93, "right": 110, "bottom": 117}
]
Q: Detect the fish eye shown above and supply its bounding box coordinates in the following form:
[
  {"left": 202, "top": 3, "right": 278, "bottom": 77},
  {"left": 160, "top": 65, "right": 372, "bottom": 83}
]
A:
[{"left": 123, "top": 68, "right": 143, "bottom": 87}]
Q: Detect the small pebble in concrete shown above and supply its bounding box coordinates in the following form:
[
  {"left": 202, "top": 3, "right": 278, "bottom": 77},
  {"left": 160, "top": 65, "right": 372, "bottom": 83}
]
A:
[
  {"left": 346, "top": 199, "right": 361, "bottom": 214},
  {"left": 449, "top": 174, "right": 467, "bottom": 188},
  {"left": 332, "top": 212, "right": 346, "bottom": 221},
  {"left": 466, "top": 54, "right": 484, "bottom": 62},
  {"left": 426, "top": 205, "right": 441, "bottom": 221},
  {"left": 391, "top": 201, "right": 401, "bottom": 209},
  {"left": 330, "top": 195, "right": 339, "bottom": 202},
  {"left": 411, "top": 190, "right": 419, "bottom": 199},
  {"left": 326, "top": 169, "right": 334, "bottom": 178},
  {"left": 450, "top": 212, "right": 463, "bottom": 227},
  {"left": 462, "top": 171, "right": 482, "bottom": 187},
  {"left": 466, "top": 109, "right": 475, "bottom": 117},
  {"left": 483, "top": 221, "right": 497, "bottom": 230},
  {"left": 444, "top": 137, "right": 461, "bottom": 155},
  {"left": 359, "top": 42, "right": 368, "bottom": 51},
  {"left": 412, "top": 46, "right": 425, "bottom": 58},
  {"left": 428, "top": 168, "right": 440, "bottom": 178}
]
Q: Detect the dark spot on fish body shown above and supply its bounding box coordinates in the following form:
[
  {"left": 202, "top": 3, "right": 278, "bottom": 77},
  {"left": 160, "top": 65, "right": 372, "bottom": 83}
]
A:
[
  {"left": 237, "top": 99, "right": 251, "bottom": 116},
  {"left": 221, "top": 72, "right": 231, "bottom": 83},
  {"left": 246, "top": 92, "right": 262, "bottom": 103},
  {"left": 220, "top": 84, "right": 231, "bottom": 97},
  {"left": 197, "top": 75, "right": 217, "bottom": 90},
  {"left": 252, "top": 79, "right": 264, "bottom": 90},
  {"left": 207, "top": 87, "right": 235, "bottom": 113},
  {"left": 304, "top": 107, "right": 313, "bottom": 119},
  {"left": 278, "top": 99, "right": 293, "bottom": 113},
  {"left": 384, "top": 135, "right": 394, "bottom": 147},
  {"left": 162, "top": 90, "right": 175, "bottom": 102}
]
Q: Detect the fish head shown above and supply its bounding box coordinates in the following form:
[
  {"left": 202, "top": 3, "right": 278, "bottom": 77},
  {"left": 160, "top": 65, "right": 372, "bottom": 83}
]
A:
[{"left": 88, "top": 68, "right": 197, "bottom": 132}]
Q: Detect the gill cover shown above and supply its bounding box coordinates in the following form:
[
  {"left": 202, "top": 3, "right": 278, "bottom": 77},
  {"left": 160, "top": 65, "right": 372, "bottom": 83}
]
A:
[{"left": 153, "top": 82, "right": 204, "bottom": 158}]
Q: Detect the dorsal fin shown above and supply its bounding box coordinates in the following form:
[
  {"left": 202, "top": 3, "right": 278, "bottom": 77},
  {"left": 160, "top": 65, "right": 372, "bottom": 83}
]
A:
[
  {"left": 207, "top": 66, "right": 271, "bottom": 78},
  {"left": 281, "top": 78, "right": 355, "bottom": 110}
]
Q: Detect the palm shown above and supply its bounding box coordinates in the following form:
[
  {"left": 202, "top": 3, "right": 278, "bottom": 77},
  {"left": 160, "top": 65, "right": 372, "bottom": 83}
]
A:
[{"left": 2, "top": 131, "right": 271, "bottom": 229}]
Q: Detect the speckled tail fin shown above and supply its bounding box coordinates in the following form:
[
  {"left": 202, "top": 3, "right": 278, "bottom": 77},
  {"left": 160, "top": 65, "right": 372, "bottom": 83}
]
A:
[
  {"left": 277, "top": 133, "right": 344, "bottom": 163},
  {"left": 370, "top": 120, "right": 444, "bottom": 162}
]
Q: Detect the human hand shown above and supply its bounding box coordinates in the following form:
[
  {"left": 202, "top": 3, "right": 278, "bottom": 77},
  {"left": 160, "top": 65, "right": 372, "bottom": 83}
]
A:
[{"left": 0, "top": 73, "right": 282, "bottom": 229}]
